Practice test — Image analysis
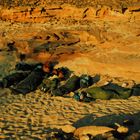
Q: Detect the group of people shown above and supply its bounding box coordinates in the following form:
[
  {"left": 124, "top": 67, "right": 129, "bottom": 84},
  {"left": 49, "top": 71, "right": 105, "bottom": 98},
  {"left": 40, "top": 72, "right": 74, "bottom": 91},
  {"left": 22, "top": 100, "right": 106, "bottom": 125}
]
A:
[{"left": 0, "top": 61, "right": 134, "bottom": 102}]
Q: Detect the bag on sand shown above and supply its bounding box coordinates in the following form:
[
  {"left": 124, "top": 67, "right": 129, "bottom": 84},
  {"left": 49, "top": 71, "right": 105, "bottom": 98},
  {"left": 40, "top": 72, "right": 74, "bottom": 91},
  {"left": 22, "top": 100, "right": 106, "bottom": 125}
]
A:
[
  {"left": 52, "top": 75, "right": 80, "bottom": 96},
  {"left": 2, "top": 71, "right": 31, "bottom": 88},
  {"left": 85, "top": 83, "right": 132, "bottom": 100},
  {"left": 79, "top": 74, "right": 93, "bottom": 88},
  {"left": 85, "top": 87, "right": 118, "bottom": 100},
  {"left": 11, "top": 66, "right": 45, "bottom": 94},
  {"left": 15, "top": 62, "right": 43, "bottom": 71},
  {"left": 101, "top": 83, "right": 132, "bottom": 99},
  {"left": 40, "top": 78, "right": 60, "bottom": 93}
]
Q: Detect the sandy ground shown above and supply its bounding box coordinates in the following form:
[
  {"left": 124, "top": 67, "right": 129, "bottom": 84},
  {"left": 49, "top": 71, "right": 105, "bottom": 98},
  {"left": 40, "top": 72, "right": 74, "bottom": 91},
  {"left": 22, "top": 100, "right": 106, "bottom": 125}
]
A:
[
  {"left": 0, "top": 88, "right": 140, "bottom": 139},
  {"left": 0, "top": 1, "right": 140, "bottom": 139}
]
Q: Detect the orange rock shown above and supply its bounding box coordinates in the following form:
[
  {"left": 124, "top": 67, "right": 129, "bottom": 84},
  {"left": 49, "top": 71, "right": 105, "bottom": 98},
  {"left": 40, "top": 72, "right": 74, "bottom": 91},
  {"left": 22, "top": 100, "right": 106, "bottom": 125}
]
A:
[
  {"left": 74, "top": 126, "right": 114, "bottom": 137},
  {"left": 60, "top": 125, "right": 76, "bottom": 133},
  {"left": 96, "top": 6, "right": 110, "bottom": 17}
]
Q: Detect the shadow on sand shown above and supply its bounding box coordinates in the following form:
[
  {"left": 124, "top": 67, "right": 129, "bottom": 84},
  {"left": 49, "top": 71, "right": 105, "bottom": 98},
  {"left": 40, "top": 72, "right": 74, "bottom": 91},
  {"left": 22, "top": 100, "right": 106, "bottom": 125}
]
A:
[{"left": 73, "top": 111, "right": 140, "bottom": 134}]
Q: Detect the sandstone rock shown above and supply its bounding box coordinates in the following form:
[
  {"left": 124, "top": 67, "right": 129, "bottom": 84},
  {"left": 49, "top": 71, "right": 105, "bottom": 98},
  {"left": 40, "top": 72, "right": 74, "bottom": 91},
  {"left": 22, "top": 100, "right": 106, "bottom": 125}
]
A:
[
  {"left": 60, "top": 125, "right": 76, "bottom": 133},
  {"left": 115, "top": 123, "right": 129, "bottom": 134},
  {"left": 117, "top": 126, "right": 129, "bottom": 134},
  {"left": 69, "top": 92, "right": 75, "bottom": 97},
  {"left": 79, "top": 135, "right": 89, "bottom": 140},
  {"left": 74, "top": 126, "right": 114, "bottom": 137},
  {"left": 96, "top": 6, "right": 110, "bottom": 17}
]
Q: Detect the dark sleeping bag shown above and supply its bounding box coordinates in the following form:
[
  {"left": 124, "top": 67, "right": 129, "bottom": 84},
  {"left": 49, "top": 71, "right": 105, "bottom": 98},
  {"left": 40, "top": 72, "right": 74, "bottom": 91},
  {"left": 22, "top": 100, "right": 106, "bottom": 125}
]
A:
[
  {"left": 11, "top": 66, "right": 45, "bottom": 94},
  {"left": 2, "top": 71, "right": 31, "bottom": 88},
  {"left": 52, "top": 75, "right": 80, "bottom": 96}
]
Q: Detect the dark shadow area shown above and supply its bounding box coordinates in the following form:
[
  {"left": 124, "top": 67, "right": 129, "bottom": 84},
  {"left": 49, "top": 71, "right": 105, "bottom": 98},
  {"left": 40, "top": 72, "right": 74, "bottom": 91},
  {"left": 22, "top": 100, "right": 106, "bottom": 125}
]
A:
[
  {"left": 73, "top": 112, "right": 140, "bottom": 134},
  {"left": 131, "top": 84, "right": 140, "bottom": 96},
  {"left": 38, "top": 112, "right": 140, "bottom": 140},
  {"left": 92, "top": 74, "right": 100, "bottom": 84},
  {"left": 42, "top": 127, "right": 75, "bottom": 140},
  {"left": 73, "top": 114, "right": 96, "bottom": 128}
]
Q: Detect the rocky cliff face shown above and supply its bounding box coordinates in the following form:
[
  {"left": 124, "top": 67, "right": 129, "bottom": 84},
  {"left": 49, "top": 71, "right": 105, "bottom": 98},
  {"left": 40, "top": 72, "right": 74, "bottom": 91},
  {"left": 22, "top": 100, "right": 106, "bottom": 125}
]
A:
[
  {"left": 0, "top": 0, "right": 135, "bottom": 7},
  {"left": 0, "top": 0, "right": 140, "bottom": 81},
  {"left": 0, "top": 0, "right": 140, "bottom": 24}
]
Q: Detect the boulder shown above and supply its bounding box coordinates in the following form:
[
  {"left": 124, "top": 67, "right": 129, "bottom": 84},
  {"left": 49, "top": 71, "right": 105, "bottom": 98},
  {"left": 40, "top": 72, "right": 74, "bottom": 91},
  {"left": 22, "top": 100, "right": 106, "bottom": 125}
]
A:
[
  {"left": 60, "top": 125, "right": 76, "bottom": 133},
  {"left": 74, "top": 126, "right": 114, "bottom": 137}
]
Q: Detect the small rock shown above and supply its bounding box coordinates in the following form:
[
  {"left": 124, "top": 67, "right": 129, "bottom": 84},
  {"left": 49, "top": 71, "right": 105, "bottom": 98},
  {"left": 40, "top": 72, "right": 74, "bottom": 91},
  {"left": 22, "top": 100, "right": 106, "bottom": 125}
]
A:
[
  {"left": 79, "top": 135, "right": 89, "bottom": 140},
  {"left": 104, "top": 81, "right": 110, "bottom": 85},
  {"left": 69, "top": 92, "right": 75, "bottom": 97},
  {"left": 74, "top": 126, "right": 114, "bottom": 137},
  {"left": 122, "top": 82, "right": 128, "bottom": 87},
  {"left": 117, "top": 126, "right": 129, "bottom": 134},
  {"left": 115, "top": 123, "right": 129, "bottom": 134},
  {"left": 60, "top": 125, "right": 76, "bottom": 133}
]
